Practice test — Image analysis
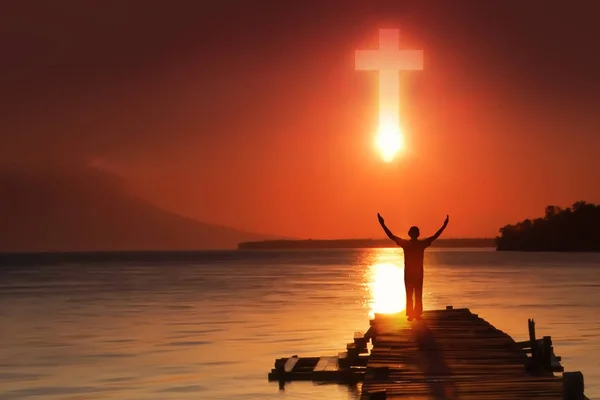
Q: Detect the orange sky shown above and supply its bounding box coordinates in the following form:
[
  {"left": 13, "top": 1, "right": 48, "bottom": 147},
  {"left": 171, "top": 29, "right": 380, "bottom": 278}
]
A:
[{"left": 3, "top": 1, "right": 600, "bottom": 241}]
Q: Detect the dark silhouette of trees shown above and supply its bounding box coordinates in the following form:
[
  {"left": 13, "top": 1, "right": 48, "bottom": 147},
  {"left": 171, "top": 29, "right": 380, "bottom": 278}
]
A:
[{"left": 496, "top": 201, "right": 600, "bottom": 251}]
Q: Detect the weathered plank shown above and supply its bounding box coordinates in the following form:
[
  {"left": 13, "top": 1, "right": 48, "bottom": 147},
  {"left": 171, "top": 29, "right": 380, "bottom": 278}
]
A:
[
  {"left": 283, "top": 355, "right": 299, "bottom": 373},
  {"left": 314, "top": 356, "right": 339, "bottom": 372}
]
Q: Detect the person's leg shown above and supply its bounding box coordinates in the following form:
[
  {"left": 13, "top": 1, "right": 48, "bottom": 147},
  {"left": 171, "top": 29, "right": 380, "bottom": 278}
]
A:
[
  {"left": 414, "top": 276, "right": 424, "bottom": 319},
  {"left": 404, "top": 278, "right": 414, "bottom": 319}
]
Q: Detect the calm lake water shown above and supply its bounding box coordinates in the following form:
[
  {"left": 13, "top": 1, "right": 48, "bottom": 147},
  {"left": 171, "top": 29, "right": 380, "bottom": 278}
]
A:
[{"left": 1, "top": 248, "right": 599, "bottom": 400}]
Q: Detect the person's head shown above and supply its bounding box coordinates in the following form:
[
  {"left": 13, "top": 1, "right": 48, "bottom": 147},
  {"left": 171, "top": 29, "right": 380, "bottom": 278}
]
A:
[{"left": 408, "top": 226, "right": 420, "bottom": 239}]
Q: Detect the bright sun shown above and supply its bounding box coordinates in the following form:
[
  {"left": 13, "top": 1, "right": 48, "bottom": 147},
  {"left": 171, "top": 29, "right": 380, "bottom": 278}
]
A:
[{"left": 375, "top": 124, "right": 403, "bottom": 162}]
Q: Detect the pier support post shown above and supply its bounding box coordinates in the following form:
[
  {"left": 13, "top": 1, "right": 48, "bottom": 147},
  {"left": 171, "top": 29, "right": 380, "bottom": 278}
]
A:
[
  {"left": 542, "top": 336, "right": 553, "bottom": 369},
  {"left": 528, "top": 319, "right": 537, "bottom": 361},
  {"left": 563, "top": 371, "right": 584, "bottom": 400}
]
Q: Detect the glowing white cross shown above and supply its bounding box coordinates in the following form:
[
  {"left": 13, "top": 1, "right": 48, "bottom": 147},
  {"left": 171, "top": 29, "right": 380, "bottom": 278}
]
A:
[{"left": 355, "top": 29, "right": 423, "bottom": 161}]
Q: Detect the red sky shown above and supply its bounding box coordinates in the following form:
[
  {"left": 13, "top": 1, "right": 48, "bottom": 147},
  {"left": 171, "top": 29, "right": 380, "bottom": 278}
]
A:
[{"left": 2, "top": 1, "right": 600, "bottom": 240}]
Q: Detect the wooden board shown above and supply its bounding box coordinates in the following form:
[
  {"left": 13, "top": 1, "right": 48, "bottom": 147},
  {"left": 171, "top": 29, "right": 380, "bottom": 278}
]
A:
[
  {"left": 314, "top": 356, "right": 339, "bottom": 372},
  {"left": 284, "top": 355, "right": 299, "bottom": 373}
]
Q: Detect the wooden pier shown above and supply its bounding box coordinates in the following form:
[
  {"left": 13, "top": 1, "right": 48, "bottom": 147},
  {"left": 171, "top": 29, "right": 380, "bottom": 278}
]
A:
[{"left": 268, "top": 306, "right": 588, "bottom": 399}]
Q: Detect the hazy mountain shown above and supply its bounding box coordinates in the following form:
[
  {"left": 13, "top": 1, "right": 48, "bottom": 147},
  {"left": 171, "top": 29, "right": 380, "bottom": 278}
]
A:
[{"left": 0, "top": 164, "right": 275, "bottom": 252}]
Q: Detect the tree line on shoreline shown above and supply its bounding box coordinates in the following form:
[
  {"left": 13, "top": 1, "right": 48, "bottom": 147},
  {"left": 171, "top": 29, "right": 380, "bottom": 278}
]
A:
[{"left": 496, "top": 201, "right": 600, "bottom": 251}]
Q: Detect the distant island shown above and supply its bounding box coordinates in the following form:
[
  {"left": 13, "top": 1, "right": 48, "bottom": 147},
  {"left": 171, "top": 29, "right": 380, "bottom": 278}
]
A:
[
  {"left": 238, "top": 238, "right": 495, "bottom": 250},
  {"left": 496, "top": 201, "right": 600, "bottom": 251}
]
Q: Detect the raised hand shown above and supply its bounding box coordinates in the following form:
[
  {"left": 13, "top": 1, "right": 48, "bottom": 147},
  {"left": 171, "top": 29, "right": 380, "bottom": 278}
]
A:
[
  {"left": 377, "top": 213, "right": 385, "bottom": 225},
  {"left": 445, "top": 214, "right": 449, "bottom": 225}
]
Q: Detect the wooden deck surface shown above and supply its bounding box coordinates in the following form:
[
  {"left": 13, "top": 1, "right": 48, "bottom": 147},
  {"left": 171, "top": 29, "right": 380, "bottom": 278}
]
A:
[{"left": 361, "top": 308, "right": 565, "bottom": 400}]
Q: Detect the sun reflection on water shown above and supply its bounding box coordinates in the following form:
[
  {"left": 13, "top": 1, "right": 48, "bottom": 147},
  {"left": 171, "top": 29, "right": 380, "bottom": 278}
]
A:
[{"left": 365, "top": 248, "right": 406, "bottom": 318}]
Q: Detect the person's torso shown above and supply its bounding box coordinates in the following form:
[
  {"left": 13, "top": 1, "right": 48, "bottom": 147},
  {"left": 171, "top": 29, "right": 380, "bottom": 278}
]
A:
[{"left": 402, "top": 239, "right": 428, "bottom": 274}]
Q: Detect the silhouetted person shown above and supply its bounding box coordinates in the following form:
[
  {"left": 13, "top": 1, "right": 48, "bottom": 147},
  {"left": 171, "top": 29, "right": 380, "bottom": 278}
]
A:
[{"left": 377, "top": 213, "right": 449, "bottom": 321}]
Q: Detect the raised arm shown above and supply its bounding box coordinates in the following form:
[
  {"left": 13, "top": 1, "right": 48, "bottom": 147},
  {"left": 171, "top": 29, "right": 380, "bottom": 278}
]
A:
[
  {"left": 377, "top": 213, "right": 401, "bottom": 242},
  {"left": 427, "top": 215, "right": 449, "bottom": 242}
]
